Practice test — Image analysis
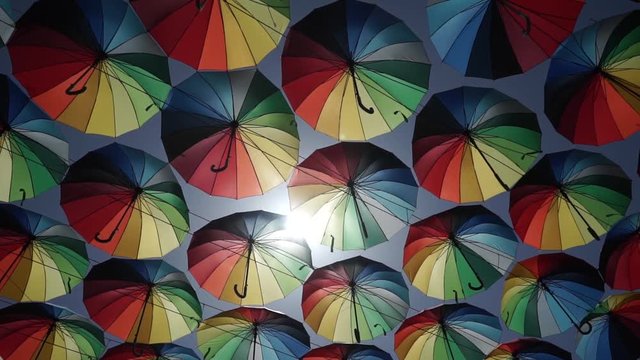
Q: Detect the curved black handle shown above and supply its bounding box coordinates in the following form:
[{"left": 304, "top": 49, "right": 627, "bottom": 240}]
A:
[
  {"left": 394, "top": 110, "right": 409, "bottom": 123},
  {"left": 195, "top": 0, "right": 207, "bottom": 9},
  {"left": 203, "top": 348, "right": 212, "bottom": 359},
  {"left": 353, "top": 327, "right": 361, "bottom": 343},
  {"left": 19, "top": 188, "right": 26, "bottom": 205},
  {"left": 330, "top": 235, "right": 335, "bottom": 252},
  {"left": 519, "top": 12, "right": 531, "bottom": 35},
  {"left": 520, "top": 150, "right": 541, "bottom": 160},
  {"left": 234, "top": 283, "right": 248, "bottom": 298},
  {"left": 65, "top": 83, "right": 87, "bottom": 95},
  {"left": 356, "top": 95, "right": 375, "bottom": 114},
  {"left": 504, "top": 311, "right": 510, "bottom": 324},
  {"left": 349, "top": 66, "right": 375, "bottom": 114},
  {"left": 210, "top": 162, "right": 230, "bottom": 173},
  {"left": 94, "top": 229, "right": 117, "bottom": 243},
  {"left": 577, "top": 320, "right": 593, "bottom": 335},
  {"left": 452, "top": 289, "right": 459, "bottom": 303},
  {"left": 468, "top": 278, "right": 484, "bottom": 290},
  {"left": 374, "top": 323, "right": 386, "bottom": 336}
]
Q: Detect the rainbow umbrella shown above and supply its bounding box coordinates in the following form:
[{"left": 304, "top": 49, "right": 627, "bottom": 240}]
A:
[
  {"left": 162, "top": 69, "right": 299, "bottom": 199},
  {"left": 600, "top": 212, "right": 640, "bottom": 290},
  {"left": 61, "top": 143, "right": 189, "bottom": 258},
  {"left": 197, "top": 307, "right": 310, "bottom": 360},
  {"left": 545, "top": 11, "right": 640, "bottom": 145},
  {"left": 102, "top": 343, "right": 199, "bottom": 360},
  {"left": 0, "top": 204, "right": 88, "bottom": 302},
  {"left": 486, "top": 339, "right": 571, "bottom": 360},
  {"left": 502, "top": 253, "right": 604, "bottom": 337},
  {"left": 509, "top": 150, "right": 631, "bottom": 250},
  {"left": 395, "top": 303, "right": 502, "bottom": 360},
  {"left": 302, "top": 256, "right": 409, "bottom": 343},
  {"left": 282, "top": 0, "right": 430, "bottom": 141},
  {"left": 303, "top": 344, "right": 392, "bottom": 360},
  {"left": 412, "top": 86, "right": 541, "bottom": 203},
  {"left": 8, "top": 0, "right": 171, "bottom": 137},
  {"left": 288, "top": 142, "right": 417, "bottom": 251},
  {"left": 0, "top": 302, "right": 105, "bottom": 360},
  {"left": 403, "top": 205, "right": 519, "bottom": 301},
  {"left": 188, "top": 210, "right": 313, "bottom": 305},
  {"left": 83, "top": 259, "right": 202, "bottom": 346}
]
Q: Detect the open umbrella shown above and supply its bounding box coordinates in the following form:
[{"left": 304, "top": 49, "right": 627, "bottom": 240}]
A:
[
  {"left": 395, "top": 303, "right": 502, "bottom": 360},
  {"left": 412, "top": 86, "right": 541, "bottom": 203},
  {"left": 288, "top": 142, "right": 417, "bottom": 251},
  {"left": 162, "top": 69, "right": 298, "bottom": 199},
  {"left": 61, "top": 143, "right": 189, "bottom": 259},
  {"left": 102, "top": 343, "right": 199, "bottom": 360},
  {"left": 303, "top": 344, "right": 392, "bottom": 360},
  {"left": 545, "top": 11, "right": 640, "bottom": 145},
  {"left": 188, "top": 210, "right": 313, "bottom": 305},
  {"left": 403, "top": 205, "right": 519, "bottom": 301},
  {"left": 302, "top": 256, "right": 409, "bottom": 343},
  {"left": 427, "top": 0, "right": 584, "bottom": 79},
  {"left": 502, "top": 253, "right": 604, "bottom": 337},
  {"left": 83, "top": 258, "right": 202, "bottom": 346},
  {"left": 0, "top": 204, "right": 88, "bottom": 302},
  {"left": 509, "top": 150, "right": 631, "bottom": 250},
  {"left": 8, "top": 0, "right": 171, "bottom": 137},
  {"left": 282, "top": 0, "right": 430, "bottom": 141},
  {"left": 197, "top": 307, "right": 310, "bottom": 360},
  {"left": 486, "top": 338, "right": 571, "bottom": 360},
  {"left": 0, "top": 302, "right": 105, "bottom": 360},
  {"left": 600, "top": 212, "right": 640, "bottom": 290}
]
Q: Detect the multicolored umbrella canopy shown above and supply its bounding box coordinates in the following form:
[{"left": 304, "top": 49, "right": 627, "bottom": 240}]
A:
[
  {"left": 427, "top": 0, "right": 584, "bottom": 79},
  {"left": 502, "top": 253, "right": 604, "bottom": 337},
  {"left": 509, "top": 150, "right": 631, "bottom": 250},
  {"left": 0, "top": 0, "right": 14, "bottom": 47},
  {"left": 0, "top": 74, "right": 68, "bottom": 203},
  {"left": 394, "top": 303, "right": 502, "bottom": 360},
  {"left": 0, "top": 204, "right": 88, "bottom": 302},
  {"left": 302, "top": 256, "right": 409, "bottom": 343},
  {"left": 197, "top": 307, "right": 310, "bottom": 360},
  {"left": 102, "top": 343, "right": 199, "bottom": 360},
  {"left": 188, "top": 210, "right": 313, "bottom": 306},
  {"left": 600, "top": 212, "right": 640, "bottom": 290},
  {"left": 132, "top": 0, "right": 290, "bottom": 71},
  {"left": 486, "top": 338, "right": 571, "bottom": 360},
  {"left": 576, "top": 292, "right": 640, "bottom": 360},
  {"left": 282, "top": 0, "right": 430, "bottom": 141},
  {"left": 61, "top": 143, "right": 189, "bottom": 258},
  {"left": 83, "top": 258, "right": 202, "bottom": 345},
  {"left": 303, "top": 344, "right": 392, "bottom": 360},
  {"left": 8, "top": 0, "right": 171, "bottom": 137},
  {"left": 403, "top": 205, "right": 519, "bottom": 301},
  {"left": 545, "top": 11, "right": 640, "bottom": 145},
  {"left": 412, "top": 86, "right": 541, "bottom": 203},
  {"left": 0, "top": 302, "right": 105, "bottom": 360},
  {"left": 288, "top": 142, "right": 417, "bottom": 251},
  {"left": 163, "top": 69, "right": 298, "bottom": 199}
]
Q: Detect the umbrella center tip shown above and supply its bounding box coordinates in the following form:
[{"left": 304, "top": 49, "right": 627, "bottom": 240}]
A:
[
  {"left": 348, "top": 280, "right": 356, "bottom": 288},
  {"left": 134, "top": 186, "right": 144, "bottom": 195},
  {"left": 231, "top": 120, "right": 240, "bottom": 128}
]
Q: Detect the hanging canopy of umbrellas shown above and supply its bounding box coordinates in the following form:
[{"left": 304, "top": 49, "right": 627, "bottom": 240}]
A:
[
  {"left": 599, "top": 212, "right": 640, "bottom": 290},
  {"left": 486, "top": 338, "right": 571, "bottom": 360},
  {"left": 303, "top": 343, "right": 392, "bottom": 360}
]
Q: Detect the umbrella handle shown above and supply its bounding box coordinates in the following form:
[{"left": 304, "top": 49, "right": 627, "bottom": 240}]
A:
[
  {"left": 203, "top": 348, "right": 212, "bottom": 359},
  {"left": 504, "top": 311, "right": 510, "bottom": 324},
  {"left": 330, "top": 235, "right": 335, "bottom": 252},
  {"left": 94, "top": 229, "right": 117, "bottom": 243},
  {"left": 374, "top": 323, "right": 386, "bottom": 336},
  {"left": 394, "top": 110, "right": 409, "bottom": 123},
  {"left": 234, "top": 283, "right": 248, "bottom": 298},
  {"left": 468, "top": 278, "right": 484, "bottom": 290},
  {"left": 353, "top": 327, "right": 361, "bottom": 343},
  {"left": 577, "top": 320, "right": 593, "bottom": 335},
  {"left": 210, "top": 126, "right": 237, "bottom": 172},
  {"left": 452, "top": 289, "right": 459, "bottom": 303},
  {"left": 65, "top": 83, "right": 87, "bottom": 96},
  {"left": 195, "top": 0, "right": 207, "bottom": 10},
  {"left": 520, "top": 150, "right": 541, "bottom": 160},
  {"left": 19, "top": 188, "right": 26, "bottom": 205}
]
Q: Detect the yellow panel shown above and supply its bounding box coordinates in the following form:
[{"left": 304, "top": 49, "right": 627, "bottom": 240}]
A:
[
  {"left": 85, "top": 72, "right": 116, "bottom": 136},
  {"left": 222, "top": 4, "right": 258, "bottom": 69},
  {"left": 316, "top": 75, "right": 348, "bottom": 139}
]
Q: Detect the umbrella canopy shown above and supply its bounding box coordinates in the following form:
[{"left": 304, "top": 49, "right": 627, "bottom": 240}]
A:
[
  {"left": 132, "top": 0, "right": 289, "bottom": 71},
  {"left": 576, "top": 292, "right": 640, "bottom": 360},
  {"left": 188, "top": 210, "right": 313, "bottom": 306},
  {"left": 427, "top": 0, "right": 584, "bottom": 79},
  {"left": 545, "top": 11, "right": 640, "bottom": 145},
  {"left": 302, "top": 256, "right": 409, "bottom": 343},
  {"left": 303, "top": 344, "right": 392, "bottom": 360},
  {"left": 282, "top": 0, "right": 430, "bottom": 141},
  {"left": 0, "top": 302, "right": 105, "bottom": 360},
  {"left": 486, "top": 338, "right": 571, "bottom": 360},
  {"left": 403, "top": 205, "right": 519, "bottom": 301},
  {"left": 0, "top": 204, "right": 88, "bottom": 302},
  {"left": 509, "top": 149, "right": 631, "bottom": 250},
  {"left": 412, "top": 86, "right": 541, "bottom": 203},
  {"left": 395, "top": 303, "right": 502, "bottom": 360},
  {"left": 600, "top": 212, "right": 640, "bottom": 290},
  {"left": 8, "top": 0, "right": 171, "bottom": 137},
  {"left": 0, "top": 74, "right": 68, "bottom": 203},
  {"left": 502, "top": 253, "right": 604, "bottom": 337},
  {"left": 162, "top": 69, "right": 298, "bottom": 199},
  {"left": 288, "top": 142, "right": 417, "bottom": 251},
  {"left": 83, "top": 258, "right": 202, "bottom": 345},
  {"left": 197, "top": 307, "right": 310, "bottom": 360},
  {"left": 61, "top": 143, "right": 189, "bottom": 258},
  {"left": 102, "top": 343, "right": 199, "bottom": 360},
  {"left": 0, "top": 0, "right": 13, "bottom": 46}
]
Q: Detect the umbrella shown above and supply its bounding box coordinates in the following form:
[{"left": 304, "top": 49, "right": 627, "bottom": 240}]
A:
[
  {"left": 427, "top": 0, "right": 584, "bottom": 79},
  {"left": 282, "top": 0, "right": 430, "bottom": 141},
  {"left": 509, "top": 149, "right": 631, "bottom": 250},
  {"left": 502, "top": 253, "right": 604, "bottom": 337},
  {"left": 0, "top": 302, "right": 105, "bottom": 360},
  {"left": 197, "top": 307, "right": 310, "bottom": 360},
  {"left": 162, "top": 69, "right": 298, "bottom": 199},
  {"left": 395, "top": 303, "right": 502, "bottom": 360},
  {"left": 302, "top": 256, "right": 409, "bottom": 343},
  {"left": 8, "top": 0, "right": 171, "bottom": 137},
  {"left": 302, "top": 344, "right": 392, "bottom": 360},
  {"left": 412, "top": 86, "right": 541, "bottom": 203},
  {"left": 102, "top": 343, "right": 199, "bottom": 360},
  {"left": 61, "top": 143, "right": 189, "bottom": 259},
  {"left": 288, "top": 142, "right": 417, "bottom": 251},
  {"left": 545, "top": 11, "right": 640, "bottom": 145},
  {"left": 403, "top": 205, "right": 519, "bottom": 301},
  {"left": 576, "top": 292, "right": 640, "bottom": 360},
  {"left": 0, "top": 204, "right": 88, "bottom": 302},
  {"left": 0, "top": 74, "right": 68, "bottom": 203},
  {"left": 83, "top": 258, "right": 202, "bottom": 346},
  {"left": 132, "top": 0, "right": 289, "bottom": 71},
  {"left": 188, "top": 210, "right": 313, "bottom": 305},
  {"left": 486, "top": 338, "right": 571, "bottom": 360},
  {"left": 0, "top": 0, "right": 13, "bottom": 47},
  {"left": 600, "top": 212, "right": 640, "bottom": 290}
]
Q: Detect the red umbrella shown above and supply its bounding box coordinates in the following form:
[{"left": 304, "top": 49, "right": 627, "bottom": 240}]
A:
[{"left": 600, "top": 212, "right": 640, "bottom": 290}]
